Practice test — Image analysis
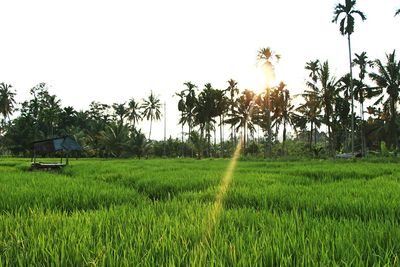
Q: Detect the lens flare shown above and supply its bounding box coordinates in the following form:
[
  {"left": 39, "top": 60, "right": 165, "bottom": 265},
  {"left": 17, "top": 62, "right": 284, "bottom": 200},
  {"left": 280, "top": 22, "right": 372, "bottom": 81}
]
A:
[
  {"left": 192, "top": 140, "right": 242, "bottom": 260},
  {"left": 203, "top": 141, "right": 242, "bottom": 238},
  {"left": 192, "top": 95, "right": 259, "bottom": 261}
]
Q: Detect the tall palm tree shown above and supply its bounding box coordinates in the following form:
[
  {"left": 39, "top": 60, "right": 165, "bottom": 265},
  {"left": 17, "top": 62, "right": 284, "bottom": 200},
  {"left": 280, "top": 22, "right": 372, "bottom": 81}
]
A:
[
  {"left": 273, "top": 82, "right": 296, "bottom": 154},
  {"left": 194, "top": 83, "right": 218, "bottom": 157},
  {"left": 353, "top": 52, "right": 373, "bottom": 154},
  {"left": 0, "top": 83, "right": 16, "bottom": 122},
  {"left": 369, "top": 50, "right": 400, "bottom": 150},
  {"left": 182, "top": 82, "right": 197, "bottom": 140},
  {"left": 226, "top": 79, "right": 239, "bottom": 145},
  {"left": 141, "top": 91, "right": 161, "bottom": 140},
  {"left": 127, "top": 98, "right": 142, "bottom": 129},
  {"left": 306, "top": 61, "right": 340, "bottom": 155},
  {"left": 296, "top": 92, "right": 322, "bottom": 150},
  {"left": 226, "top": 89, "right": 256, "bottom": 150},
  {"left": 332, "top": 0, "right": 366, "bottom": 154},
  {"left": 304, "top": 60, "right": 321, "bottom": 147},
  {"left": 214, "top": 88, "right": 228, "bottom": 156},
  {"left": 257, "top": 47, "right": 281, "bottom": 156},
  {"left": 175, "top": 90, "right": 186, "bottom": 156}
]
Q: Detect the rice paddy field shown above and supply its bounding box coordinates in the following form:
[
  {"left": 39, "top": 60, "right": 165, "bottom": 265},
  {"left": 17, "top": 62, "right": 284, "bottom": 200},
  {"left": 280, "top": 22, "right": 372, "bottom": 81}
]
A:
[{"left": 1, "top": 157, "right": 400, "bottom": 266}]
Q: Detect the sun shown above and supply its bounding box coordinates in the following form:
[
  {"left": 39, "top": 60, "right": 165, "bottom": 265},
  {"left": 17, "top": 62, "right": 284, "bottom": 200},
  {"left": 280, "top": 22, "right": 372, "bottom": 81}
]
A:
[{"left": 243, "top": 65, "right": 276, "bottom": 95}]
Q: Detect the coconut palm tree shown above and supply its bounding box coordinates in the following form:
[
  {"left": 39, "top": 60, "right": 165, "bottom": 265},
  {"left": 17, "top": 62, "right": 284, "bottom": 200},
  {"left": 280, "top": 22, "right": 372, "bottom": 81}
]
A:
[
  {"left": 112, "top": 103, "right": 127, "bottom": 126},
  {"left": 214, "top": 88, "right": 228, "bottom": 156},
  {"left": 0, "top": 83, "right": 16, "bottom": 122},
  {"left": 226, "top": 79, "right": 239, "bottom": 145},
  {"left": 332, "top": 0, "right": 366, "bottom": 155},
  {"left": 273, "top": 82, "right": 296, "bottom": 154},
  {"left": 296, "top": 92, "right": 322, "bottom": 150},
  {"left": 257, "top": 47, "right": 281, "bottom": 156},
  {"left": 304, "top": 59, "right": 322, "bottom": 148},
  {"left": 127, "top": 98, "right": 142, "bottom": 129},
  {"left": 141, "top": 91, "right": 161, "bottom": 140},
  {"left": 369, "top": 50, "right": 400, "bottom": 150},
  {"left": 306, "top": 61, "right": 340, "bottom": 154},
  {"left": 225, "top": 89, "right": 256, "bottom": 150},
  {"left": 99, "top": 123, "right": 130, "bottom": 157}
]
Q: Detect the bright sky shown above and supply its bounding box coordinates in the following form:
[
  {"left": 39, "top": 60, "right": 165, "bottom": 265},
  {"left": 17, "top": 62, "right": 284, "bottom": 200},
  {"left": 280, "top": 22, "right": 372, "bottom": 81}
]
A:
[{"left": 1, "top": 0, "right": 399, "bottom": 140}]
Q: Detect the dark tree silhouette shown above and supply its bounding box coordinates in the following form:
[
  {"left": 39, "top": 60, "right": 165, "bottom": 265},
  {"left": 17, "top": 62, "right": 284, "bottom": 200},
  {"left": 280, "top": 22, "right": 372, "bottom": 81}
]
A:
[
  {"left": 0, "top": 83, "right": 16, "bottom": 122},
  {"left": 257, "top": 47, "right": 280, "bottom": 156},
  {"left": 369, "top": 50, "right": 400, "bottom": 150},
  {"left": 141, "top": 91, "right": 161, "bottom": 140},
  {"left": 332, "top": 0, "right": 366, "bottom": 154}
]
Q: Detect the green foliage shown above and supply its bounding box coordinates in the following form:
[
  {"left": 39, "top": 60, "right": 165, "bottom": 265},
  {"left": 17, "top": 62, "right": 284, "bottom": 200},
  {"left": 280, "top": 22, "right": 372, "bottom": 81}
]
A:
[
  {"left": 189, "top": 131, "right": 207, "bottom": 159},
  {"left": 380, "top": 141, "right": 389, "bottom": 156}
]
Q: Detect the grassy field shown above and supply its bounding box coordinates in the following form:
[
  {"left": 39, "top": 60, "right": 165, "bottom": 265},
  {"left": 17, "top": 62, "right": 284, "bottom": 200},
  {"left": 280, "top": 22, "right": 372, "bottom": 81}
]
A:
[{"left": 1, "top": 157, "right": 400, "bottom": 266}]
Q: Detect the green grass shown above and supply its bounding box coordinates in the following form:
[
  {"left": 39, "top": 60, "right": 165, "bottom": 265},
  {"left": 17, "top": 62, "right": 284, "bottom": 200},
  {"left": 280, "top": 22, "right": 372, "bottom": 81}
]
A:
[{"left": 1, "top": 158, "right": 400, "bottom": 266}]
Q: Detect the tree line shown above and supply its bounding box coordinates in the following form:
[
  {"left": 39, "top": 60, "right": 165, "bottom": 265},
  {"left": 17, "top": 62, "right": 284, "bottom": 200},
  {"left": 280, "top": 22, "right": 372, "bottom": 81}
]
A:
[{"left": 0, "top": 0, "right": 399, "bottom": 158}]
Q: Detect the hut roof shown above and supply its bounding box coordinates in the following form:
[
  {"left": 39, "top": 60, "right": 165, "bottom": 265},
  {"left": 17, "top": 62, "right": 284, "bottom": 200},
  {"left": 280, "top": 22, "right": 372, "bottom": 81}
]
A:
[{"left": 32, "top": 136, "right": 81, "bottom": 154}]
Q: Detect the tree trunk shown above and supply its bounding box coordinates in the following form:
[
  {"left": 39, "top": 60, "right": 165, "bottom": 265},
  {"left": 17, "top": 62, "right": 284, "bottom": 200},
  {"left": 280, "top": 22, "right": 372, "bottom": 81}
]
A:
[
  {"left": 243, "top": 124, "right": 247, "bottom": 151},
  {"left": 220, "top": 115, "right": 223, "bottom": 157},
  {"left": 148, "top": 117, "right": 152, "bottom": 140},
  {"left": 314, "top": 124, "right": 317, "bottom": 146},
  {"left": 348, "top": 34, "right": 355, "bottom": 155},
  {"left": 310, "top": 121, "right": 313, "bottom": 151},
  {"left": 360, "top": 101, "right": 365, "bottom": 156},
  {"left": 266, "top": 87, "right": 272, "bottom": 157},
  {"left": 181, "top": 111, "right": 184, "bottom": 157},
  {"left": 189, "top": 115, "right": 193, "bottom": 158},
  {"left": 391, "top": 98, "right": 398, "bottom": 150},
  {"left": 282, "top": 120, "right": 287, "bottom": 156},
  {"left": 207, "top": 125, "right": 211, "bottom": 158}
]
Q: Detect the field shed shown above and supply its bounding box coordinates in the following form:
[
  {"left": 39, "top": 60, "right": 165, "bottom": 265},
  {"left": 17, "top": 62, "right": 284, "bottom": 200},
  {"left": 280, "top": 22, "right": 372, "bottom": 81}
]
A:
[{"left": 31, "top": 136, "right": 81, "bottom": 170}]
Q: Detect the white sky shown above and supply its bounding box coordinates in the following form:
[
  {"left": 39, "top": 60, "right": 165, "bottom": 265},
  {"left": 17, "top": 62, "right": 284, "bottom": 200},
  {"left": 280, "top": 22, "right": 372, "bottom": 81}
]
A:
[{"left": 1, "top": 0, "right": 399, "bottom": 140}]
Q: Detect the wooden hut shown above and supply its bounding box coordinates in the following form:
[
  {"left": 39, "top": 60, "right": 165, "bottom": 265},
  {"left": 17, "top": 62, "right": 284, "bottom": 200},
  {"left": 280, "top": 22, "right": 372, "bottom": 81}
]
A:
[{"left": 31, "top": 136, "right": 81, "bottom": 170}]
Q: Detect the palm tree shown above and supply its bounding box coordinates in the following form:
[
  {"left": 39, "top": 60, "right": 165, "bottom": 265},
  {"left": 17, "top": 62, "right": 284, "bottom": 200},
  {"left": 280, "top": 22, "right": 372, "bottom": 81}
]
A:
[
  {"left": 257, "top": 47, "right": 281, "bottom": 156},
  {"left": 369, "top": 50, "right": 400, "bottom": 150},
  {"left": 182, "top": 82, "right": 198, "bottom": 158},
  {"left": 395, "top": 8, "right": 400, "bottom": 16},
  {"left": 332, "top": 0, "right": 366, "bottom": 154},
  {"left": 225, "top": 89, "right": 256, "bottom": 150},
  {"left": 273, "top": 82, "right": 296, "bottom": 154},
  {"left": 0, "top": 83, "right": 16, "bottom": 122},
  {"left": 112, "top": 103, "right": 127, "bottom": 126},
  {"left": 175, "top": 90, "right": 186, "bottom": 156},
  {"left": 306, "top": 61, "right": 340, "bottom": 154},
  {"left": 296, "top": 92, "right": 322, "bottom": 151},
  {"left": 304, "top": 60, "right": 322, "bottom": 148},
  {"left": 141, "top": 91, "right": 161, "bottom": 140},
  {"left": 193, "top": 83, "right": 218, "bottom": 157},
  {"left": 305, "top": 60, "right": 321, "bottom": 83},
  {"left": 127, "top": 98, "right": 142, "bottom": 129},
  {"left": 353, "top": 52, "right": 373, "bottom": 154},
  {"left": 214, "top": 88, "right": 228, "bottom": 156},
  {"left": 226, "top": 79, "right": 239, "bottom": 145},
  {"left": 99, "top": 123, "right": 130, "bottom": 157},
  {"left": 183, "top": 82, "right": 197, "bottom": 141}
]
